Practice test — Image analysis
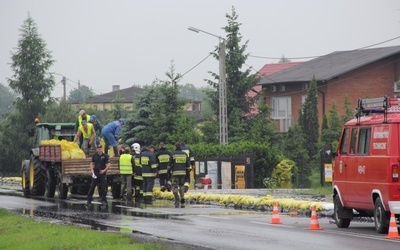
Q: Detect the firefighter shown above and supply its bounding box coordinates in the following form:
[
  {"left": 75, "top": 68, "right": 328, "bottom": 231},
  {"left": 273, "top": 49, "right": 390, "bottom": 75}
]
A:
[
  {"left": 141, "top": 146, "right": 157, "bottom": 204},
  {"left": 156, "top": 142, "right": 171, "bottom": 192},
  {"left": 119, "top": 147, "right": 134, "bottom": 201},
  {"left": 101, "top": 118, "right": 125, "bottom": 157},
  {"left": 131, "top": 143, "right": 143, "bottom": 201},
  {"left": 181, "top": 141, "right": 194, "bottom": 192},
  {"left": 168, "top": 142, "right": 190, "bottom": 208}
]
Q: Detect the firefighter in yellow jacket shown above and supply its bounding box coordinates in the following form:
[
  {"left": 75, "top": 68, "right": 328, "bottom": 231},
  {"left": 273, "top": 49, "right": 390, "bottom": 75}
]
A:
[
  {"left": 73, "top": 120, "right": 95, "bottom": 157},
  {"left": 168, "top": 142, "right": 190, "bottom": 208}
]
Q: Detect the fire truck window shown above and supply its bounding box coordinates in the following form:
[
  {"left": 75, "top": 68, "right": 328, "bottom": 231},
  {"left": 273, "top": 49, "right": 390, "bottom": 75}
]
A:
[
  {"left": 349, "top": 128, "right": 358, "bottom": 155},
  {"left": 358, "top": 127, "right": 371, "bottom": 155},
  {"left": 340, "top": 128, "right": 350, "bottom": 154}
]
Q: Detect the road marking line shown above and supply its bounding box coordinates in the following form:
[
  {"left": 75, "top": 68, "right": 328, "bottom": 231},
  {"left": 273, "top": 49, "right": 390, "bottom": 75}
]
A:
[
  {"left": 250, "top": 221, "right": 294, "bottom": 228},
  {"left": 321, "top": 229, "right": 400, "bottom": 242},
  {"left": 198, "top": 215, "right": 231, "bottom": 220}
]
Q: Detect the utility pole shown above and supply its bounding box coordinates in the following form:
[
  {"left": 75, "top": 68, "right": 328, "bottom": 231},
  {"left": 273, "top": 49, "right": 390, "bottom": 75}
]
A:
[
  {"left": 62, "top": 76, "right": 66, "bottom": 101},
  {"left": 219, "top": 41, "right": 228, "bottom": 145},
  {"left": 188, "top": 26, "right": 228, "bottom": 145}
]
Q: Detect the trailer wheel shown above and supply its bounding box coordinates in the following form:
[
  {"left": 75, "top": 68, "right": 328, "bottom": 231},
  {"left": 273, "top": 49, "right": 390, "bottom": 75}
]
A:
[
  {"left": 111, "top": 182, "right": 121, "bottom": 199},
  {"left": 57, "top": 179, "right": 68, "bottom": 199},
  {"left": 45, "top": 169, "right": 56, "bottom": 198},
  {"left": 29, "top": 156, "right": 46, "bottom": 196},
  {"left": 21, "top": 161, "right": 30, "bottom": 196},
  {"left": 374, "top": 197, "right": 389, "bottom": 234}
]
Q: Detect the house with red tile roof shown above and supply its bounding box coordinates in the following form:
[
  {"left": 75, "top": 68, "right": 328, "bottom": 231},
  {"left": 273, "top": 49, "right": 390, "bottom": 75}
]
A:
[
  {"left": 248, "top": 62, "right": 302, "bottom": 115},
  {"left": 258, "top": 45, "right": 400, "bottom": 133}
]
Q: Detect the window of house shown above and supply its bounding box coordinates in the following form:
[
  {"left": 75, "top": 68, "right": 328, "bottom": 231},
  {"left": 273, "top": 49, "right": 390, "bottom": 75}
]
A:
[
  {"left": 280, "top": 85, "right": 286, "bottom": 92},
  {"left": 271, "top": 97, "right": 291, "bottom": 119},
  {"left": 271, "top": 85, "right": 277, "bottom": 92},
  {"left": 394, "top": 81, "right": 400, "bottom": 92},
  {"left": 302, "top": 83, "right": 309, "bottom": 90},
  {"left": 302, "top": 94, "right": 307, "bottom": 105},
  {"left": 358, "top": 127, "right": 371, "bottom": 155}
]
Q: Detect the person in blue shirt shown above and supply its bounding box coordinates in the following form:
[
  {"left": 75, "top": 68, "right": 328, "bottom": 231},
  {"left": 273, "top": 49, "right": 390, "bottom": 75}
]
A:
[
  {"left": 101, "top": 118, "right": 125, "bottom": 157},
  {"left": 89, "top": 115, "right": 103, "bottom": 148}
]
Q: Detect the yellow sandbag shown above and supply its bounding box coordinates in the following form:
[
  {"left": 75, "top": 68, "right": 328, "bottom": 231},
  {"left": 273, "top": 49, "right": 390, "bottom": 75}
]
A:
[
  {"left": 70, "top": 148, "right": 86, "bottom": 159},
  {"left": 61, "top": 150, "right": 71, "bottom": 160}
]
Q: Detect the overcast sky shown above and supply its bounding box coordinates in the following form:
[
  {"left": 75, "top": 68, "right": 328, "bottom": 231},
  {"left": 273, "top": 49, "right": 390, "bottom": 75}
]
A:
[{"left": 1, "top": 0, "right": 399, "bottom": 98}]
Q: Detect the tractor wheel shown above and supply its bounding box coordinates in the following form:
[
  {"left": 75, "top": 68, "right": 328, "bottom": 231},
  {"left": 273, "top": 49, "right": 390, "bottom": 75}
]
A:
[
  {"left": 21, "top": 161, "right": 30, "bottom": 196},
  {"left": 45, "top": 169, "right": 56, "bottom": 198},
  {"left": 77, "top": 185, "right": 90, "bottom": 195},
  {"left": 57, "top": 179, "right": 68, "bottom": 199},
  {"left": 70, "top": 186, "right": 78, "bottom": 195},
  {"left": 29, "top": 156, "right": 46, "bottom": 196}
]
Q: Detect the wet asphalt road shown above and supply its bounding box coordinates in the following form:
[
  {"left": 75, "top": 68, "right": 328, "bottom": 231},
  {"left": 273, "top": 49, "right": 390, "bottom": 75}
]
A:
[{"left": 1, "top": 185, "right": 400, "bottom": 250}]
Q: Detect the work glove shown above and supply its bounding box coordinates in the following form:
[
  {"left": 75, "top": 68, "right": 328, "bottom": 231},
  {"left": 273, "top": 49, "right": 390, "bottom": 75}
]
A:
[
  {"left": 92, "top": 172, "right": 97, "bottom": 179},
  {"left": 166, "top": 181, "right": 172, "bottom": 192},
  {"left": 184, "top": 182, "right": 190, "bottom": 193}
]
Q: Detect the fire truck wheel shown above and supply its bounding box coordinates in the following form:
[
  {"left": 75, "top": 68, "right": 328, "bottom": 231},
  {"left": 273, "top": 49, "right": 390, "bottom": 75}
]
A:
[
  {"left": 334, "top": 195, "right": 351, "bottom": 228},
  {"left": 29, "top": 156, "right": 46, "bottom": 196},
  {"left": 374, "top": 197, "right": 389, "bottom": 234}
]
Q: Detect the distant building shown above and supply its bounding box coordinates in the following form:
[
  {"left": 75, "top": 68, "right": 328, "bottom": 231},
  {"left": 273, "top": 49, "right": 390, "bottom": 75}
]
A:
[
  {"left": 258, "top": 45, "right": 400, "bottom": 132},
  {"left": 70, "top": 84, "right": 201, "bottom": 114},
  {"left": 69, "top": 85, "right": 144, "bottom": 111},
  {"left": 248, "top": 62, "right": 302, "bottom": 116}
]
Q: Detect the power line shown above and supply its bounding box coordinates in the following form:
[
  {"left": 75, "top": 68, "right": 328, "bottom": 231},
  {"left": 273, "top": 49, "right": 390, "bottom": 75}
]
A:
[
  {"left": 181, "top": 47, "right": 218, "bottom": 77},
  {"left": 245, "top": 35, "right": 400, "bottom": 60}
]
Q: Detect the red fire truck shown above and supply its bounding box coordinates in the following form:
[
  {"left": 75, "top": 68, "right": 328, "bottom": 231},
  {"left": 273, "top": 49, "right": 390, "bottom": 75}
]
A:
[{"left": 332, "top": 96, "right": 400, "bottom": 233}]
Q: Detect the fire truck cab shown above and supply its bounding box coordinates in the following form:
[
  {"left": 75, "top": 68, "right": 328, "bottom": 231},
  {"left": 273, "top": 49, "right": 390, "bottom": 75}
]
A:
[{"left": 333, "top": 96, "right": 400, "bottom": 233}]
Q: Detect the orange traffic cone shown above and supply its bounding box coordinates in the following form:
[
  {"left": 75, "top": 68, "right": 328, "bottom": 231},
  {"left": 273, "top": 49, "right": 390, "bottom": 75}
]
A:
[
  {"left": 385, "top": 212, "right": 400, "bottom": 239},
  {"left": 308, "top": 205, "right": 322, "bottom": 230},
  {"left": 269, "top": 201, "right": 282, "bottom": 224}
]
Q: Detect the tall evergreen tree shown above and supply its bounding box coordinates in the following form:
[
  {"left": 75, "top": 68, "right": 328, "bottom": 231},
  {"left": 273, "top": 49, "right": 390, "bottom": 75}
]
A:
[
  {"left": 0, "top": 15, "right": 54, "bottom": 174},
  {"left": 300, "top": 76, "right": 319, "bottom": 163},
  {"left": 8, "top": 15, "right": 55, "bottom": 120},
  {"left": 205, "top": 7, "right": 259, "bottom": 141},
  {"left": 321, "top": 101, "right": 342, "bottom": 148},
  {"left": 283, "top": 124, "right": 310, "bottom": 187}
]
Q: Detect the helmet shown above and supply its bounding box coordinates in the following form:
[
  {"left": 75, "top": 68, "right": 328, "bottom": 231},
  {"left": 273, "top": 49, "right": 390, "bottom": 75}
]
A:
[
  {"left": 119, "top": 118, "right": 125, "bottom": 125},
  {"left": 131, "top": 143, "right": 140, "bottom": 154}
]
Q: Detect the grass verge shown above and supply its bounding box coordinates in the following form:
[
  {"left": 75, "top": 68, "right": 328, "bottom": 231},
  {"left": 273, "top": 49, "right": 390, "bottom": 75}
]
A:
[{"left": 0, "top": 209, "right": 163, "bottom": 250}]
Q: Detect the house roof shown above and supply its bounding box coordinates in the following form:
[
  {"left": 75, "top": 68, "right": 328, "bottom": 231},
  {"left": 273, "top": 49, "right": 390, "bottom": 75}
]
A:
[
  {"left": 247, "top": 62, "right": 302, "bottom": 98},
  {"left": 257, "top": 62, "right": 302, "bottom": 78},
  {"left": 85, "top": 86, "right": 145, "bottom": 103},
  {"left": 259, "top": 45, "right": 400, "bottom": 85}
]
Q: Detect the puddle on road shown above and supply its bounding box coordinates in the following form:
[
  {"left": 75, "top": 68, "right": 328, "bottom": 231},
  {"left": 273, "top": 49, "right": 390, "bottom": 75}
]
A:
[{"left": 12, "top": 196, "right": 190, "bottom": 235}]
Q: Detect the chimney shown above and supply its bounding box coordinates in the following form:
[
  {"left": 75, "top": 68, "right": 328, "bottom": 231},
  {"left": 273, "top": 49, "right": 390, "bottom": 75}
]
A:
[{"left": 112, "top": 85, "right": 120, "bottom": 92}]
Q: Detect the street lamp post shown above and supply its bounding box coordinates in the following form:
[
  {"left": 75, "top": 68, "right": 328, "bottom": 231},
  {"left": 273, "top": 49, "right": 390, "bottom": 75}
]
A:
[{"left": 188, "top": 27, "right": 228, "bottom": 145}]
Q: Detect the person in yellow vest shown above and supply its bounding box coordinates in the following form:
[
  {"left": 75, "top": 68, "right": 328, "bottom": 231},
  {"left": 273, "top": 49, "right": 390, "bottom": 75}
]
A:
[
  {"left": 73, "top": 120, "right": 95, "bottom": 157},
  {"left": 119, "top": 147, "right": 134, "bottom": 201},
  {"left": 74, "top": 109, "right": 90, "bottom": 148}
]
